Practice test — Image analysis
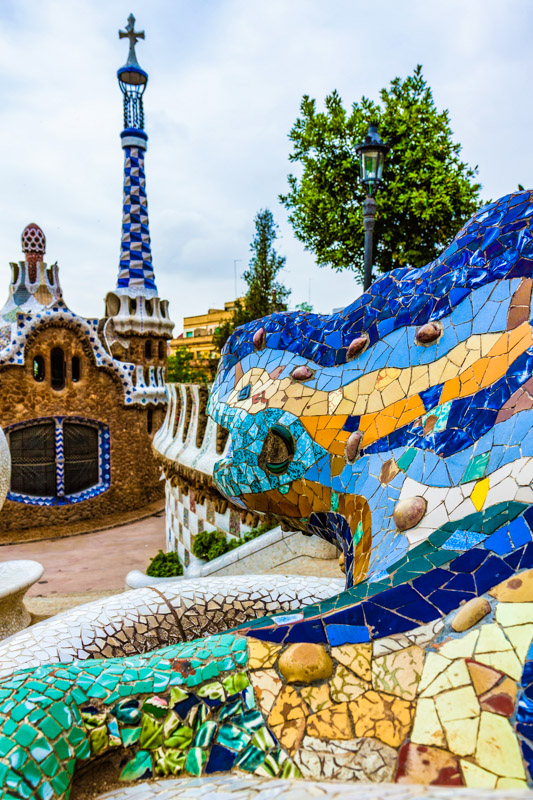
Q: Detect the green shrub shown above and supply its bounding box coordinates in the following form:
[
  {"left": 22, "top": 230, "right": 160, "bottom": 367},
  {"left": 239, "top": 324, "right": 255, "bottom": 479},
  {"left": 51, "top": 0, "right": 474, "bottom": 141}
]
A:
[
  {"left": 192, "top": 520, "right": 277, "bottom": 562},
  {"left": 146, "top": 550, "right": 183, "bottom": 578}
]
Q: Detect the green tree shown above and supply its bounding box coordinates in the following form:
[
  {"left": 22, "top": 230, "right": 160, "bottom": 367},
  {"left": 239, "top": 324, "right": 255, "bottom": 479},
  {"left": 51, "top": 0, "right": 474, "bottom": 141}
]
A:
[
  {"left": 166, "top": 347, "right": 212, "bottom": 383},
  {"left": 213, "top": 209, "right": 290, "bottom": 351},
  {"left": 280, "top": 65, "right": 482, "bottom": 282}
]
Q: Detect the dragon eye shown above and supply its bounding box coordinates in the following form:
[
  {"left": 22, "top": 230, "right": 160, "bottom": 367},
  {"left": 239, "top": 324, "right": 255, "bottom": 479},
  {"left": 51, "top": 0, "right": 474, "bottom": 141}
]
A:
[{"left": 260, "top": 424, "right": 295, "bottom": 475}]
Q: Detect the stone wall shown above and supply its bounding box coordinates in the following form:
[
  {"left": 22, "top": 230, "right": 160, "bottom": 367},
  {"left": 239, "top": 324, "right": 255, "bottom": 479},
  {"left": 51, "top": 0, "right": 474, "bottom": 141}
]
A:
[{"left": 0, "top": 324, "right": 166, "bottom": 536}]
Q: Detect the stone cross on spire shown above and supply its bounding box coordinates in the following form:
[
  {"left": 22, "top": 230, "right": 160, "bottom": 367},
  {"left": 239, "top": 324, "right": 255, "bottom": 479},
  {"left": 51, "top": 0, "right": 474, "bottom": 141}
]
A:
[{"left": 119, "top": 14, "right": 145, "bottom": 68}]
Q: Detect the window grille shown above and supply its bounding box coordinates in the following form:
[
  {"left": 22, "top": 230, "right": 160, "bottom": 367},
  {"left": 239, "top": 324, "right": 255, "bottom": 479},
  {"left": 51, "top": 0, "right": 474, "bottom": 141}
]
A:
[{"left": 6, "top": 418, "right": 109, "bottom": 504}]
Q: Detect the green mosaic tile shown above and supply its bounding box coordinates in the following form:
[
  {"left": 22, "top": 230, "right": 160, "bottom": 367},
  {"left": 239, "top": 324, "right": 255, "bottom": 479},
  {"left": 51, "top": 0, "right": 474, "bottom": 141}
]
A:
[
  {"left": 49, "top": 703, "right": 72, "bottom": 729},
  {"left": 120, "top": 726, "right": 141, "bottom": 747},
  {"left": 53, "top": 738, "right": 71, "bottom": 761},
  {"left": 185, "top": 746, "right": 206, "bottom": 776},
  {"left": 29, "top": 737, "right": 53, "bottom": 764},
  {"left": 13, "top": 724, "right": 37, "bottom": 748},
  {"left": 281, "top": 758, "right": 302, "bottom": 778},
  {"left": 219, "top": 697, "right": 243, "bottom": 721},
  {"left": 397, "top": 447, "right": 417, "bottom": 471},
  {"left": 142, "top": 696, "right": 169, "bottom": 719},
  {"left": 222, "top": 672, "right": 249, "bottom": 696},
  {"left": 196, "top": 682, "right": 225, "bottom": 702},
  {"left": 27, "top": 709, "right": 46, "bottom": 726},
  {"left": 40, "top": 754, "right": 59, "bottom": 779},
  {"left": 235, "top": 743, "right": 265, "bottom": 771},
  {"left": 119, "top": 750, "right": 152, "bottom": 782},
  {"left": 89, "top": 725, "right": 109, "bottom": 755},
  {"left": 139, "top": 715, "right": 163, "bottom": 750},
  {"left": 153, "top": 747, "right": 186, "bottom": 777},
  {"left": 3, "top": 719, "right": 17, "bottom": 737},
  {"left": 51, "top": 770, "right": 70, "bottom": 795},
  {"left": 217, "top": 722, "right": 250, "bottom": 752},
  {"left": 193, "top": 720, "right": 216, "bottom": 747},
  {"left": 39, "top": 717, "right": 63, "bottom": 739},
  {"left": 0, "top": 736, "right": 15, "bottom": 757},
  {"left": 163, "top": 719, "right": 193, "bottom": 750},
  {"left": 233, "top": 709, "right": 263, "bottom": 733},
  {"left": 74, "top": 738, "right": 91, "bottom": 761},
  {"left": 252, "top": 727, "right": 275, "bottom": 751}
]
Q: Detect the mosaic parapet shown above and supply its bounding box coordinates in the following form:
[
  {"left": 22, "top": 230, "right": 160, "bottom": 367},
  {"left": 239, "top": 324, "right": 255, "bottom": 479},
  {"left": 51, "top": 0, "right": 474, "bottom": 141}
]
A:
[
  {"left": 154, "top": 383, "right": 270, "bottom": 570},
  {"left": 0, "top": 576, "right": 342, "bottom": 679}
]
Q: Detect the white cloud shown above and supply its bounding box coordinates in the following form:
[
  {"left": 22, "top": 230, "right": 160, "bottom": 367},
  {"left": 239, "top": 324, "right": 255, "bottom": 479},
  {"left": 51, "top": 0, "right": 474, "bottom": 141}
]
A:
[{"left": 0, "top": 0, "right": 530, "bottom": 331}]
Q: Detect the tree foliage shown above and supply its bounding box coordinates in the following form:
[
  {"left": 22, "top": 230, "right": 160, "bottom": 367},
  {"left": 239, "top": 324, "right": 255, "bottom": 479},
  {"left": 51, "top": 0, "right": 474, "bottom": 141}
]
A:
[
  {"left": 166, "top": 347, "right": 213, "bottom": 383},
  {"left": 280, "top": 65, "right": 483, "bottom": 281},
  {"left": 213, "top": 208, "right": 290, "bottom": 351}
]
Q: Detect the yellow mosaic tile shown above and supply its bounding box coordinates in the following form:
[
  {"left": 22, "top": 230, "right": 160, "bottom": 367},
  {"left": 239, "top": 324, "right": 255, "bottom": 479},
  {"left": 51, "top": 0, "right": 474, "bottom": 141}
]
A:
[
  {"left": 349, "top": 690, "right": 414, "bottom": 748},
  {"left": 306, "top": 701, "right": 353, "bottom": 740},
  {"left": 460, "top": 760, "right": 497, "bottom": 788},
  {"left": 247, "top": 638, "right": 283, "bottom": 670},
  {"left": 332, "top": 642, "right": 372, "bottom": 680},
  {"left": 329, "top": 664, "right": 368, "bottom": 703},
  {"left": 433, "top": 685, "right": 480, "bottom": 723},
  {"left": 372, "top": 645, "right": 425, "bottom": 700},
  {"left": 443, "top": 717, "right": 479, "bottom": 757},
  {"left": 420, "top": 658, "right": 470, "bottom": 697},
  {"left": 502, "top": 623, "right": 533, "bottom": 662},
  {"left": 496, "top": 601, "right": 533, "bottom": 626},
  {"left": 249, "top": 669, "right": 282, "bottom": 714},
  {"left": 298, "top": 683, "right": 333, "bottom": 713},
  {"left": 438, "top": 629, "right": 479, "bottom": 659},
  {"left": 489, "top": 569, "right": 533, "bottom": 602},
  {"left": 471, "top": 477, "right": 489, "bottom": 510},
  {"left": 410, "top": 697, "right": 446, "bottom": 748},
  {"left": 474, "top": 711, "right": 526, "bottom": 779}
]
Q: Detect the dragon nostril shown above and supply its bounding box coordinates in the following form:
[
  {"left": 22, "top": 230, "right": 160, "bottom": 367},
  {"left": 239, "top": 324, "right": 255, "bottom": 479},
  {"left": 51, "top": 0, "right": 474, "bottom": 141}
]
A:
[{"left": 260, "top": 424, "right": 295, "bottom": 475}]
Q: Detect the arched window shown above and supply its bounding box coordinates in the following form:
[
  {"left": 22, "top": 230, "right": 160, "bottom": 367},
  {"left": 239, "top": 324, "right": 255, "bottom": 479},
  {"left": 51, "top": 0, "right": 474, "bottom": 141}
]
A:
[
  {"left": 72, "top": 356, "right": 81, "bottom": 383},
  {"left": 33, "top": 355, "right": 45, "bottom": 382},
  {"left": 147, "top": 408, "right": 153, "bottom": 434},
  {"left": 7, "top": 418, "right": 109, "bottom": 503},
  {"left": 158, "top": 340, "right": 164, "bottom": 359},
  {"left": 145, "top": 339, "right": 152, "bottom": 359},
  {"left": 50, "top": 348, "right": 65, "bottom": 390},
  {"left": 128, "top": 297, "right": 137, "bottom": 315}
]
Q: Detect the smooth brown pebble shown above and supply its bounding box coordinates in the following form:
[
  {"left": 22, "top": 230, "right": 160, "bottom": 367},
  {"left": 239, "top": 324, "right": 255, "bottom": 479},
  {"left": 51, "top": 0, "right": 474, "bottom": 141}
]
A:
[
  {"left": 489, "top": 568, "right": 533, "bottom": 602},
  {"left": 347, "top": 335, "right": 369, "bottom": 359},
  {"left": 452, "top": 597, "right": 491, "bottom": 632},
  {"left": 339, "top": 551, "right": 346, "bottom": 574},
  {"left": 345, "top": 431, "right": 363, "bottom": 462},
  {"left": 292, "top": 365, "right": 314, "bottom": 381},
  {"left": 393, "top": 496, "right": 427, "bottom": 531},
  {"left": 278, "top": 642, "right": 333, "bottom": 684},
  {"left": 416, "top": 321, "right": 442, "bottom": 345},
  {"left": 253, "top": 327, "right": 265, "bottom": 349}
]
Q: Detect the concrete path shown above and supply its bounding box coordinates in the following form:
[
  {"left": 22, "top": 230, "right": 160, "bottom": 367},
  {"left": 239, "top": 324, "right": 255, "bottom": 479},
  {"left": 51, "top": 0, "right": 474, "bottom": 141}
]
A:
[{"left": 0, "top": 510, "right": 166, "bottom": 597}]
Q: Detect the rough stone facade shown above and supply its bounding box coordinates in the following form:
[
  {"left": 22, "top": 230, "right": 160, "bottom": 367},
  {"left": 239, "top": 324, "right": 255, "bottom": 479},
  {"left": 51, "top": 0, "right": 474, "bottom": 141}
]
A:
[{"left": 0, "top": 322, "right": 167, "bottom": 533}]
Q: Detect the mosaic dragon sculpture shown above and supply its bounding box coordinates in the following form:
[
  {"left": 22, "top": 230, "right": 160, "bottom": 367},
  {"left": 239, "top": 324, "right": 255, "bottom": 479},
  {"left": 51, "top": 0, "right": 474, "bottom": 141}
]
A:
[{"left": 4, "top": 191, "right": 533, "bottom": 797}]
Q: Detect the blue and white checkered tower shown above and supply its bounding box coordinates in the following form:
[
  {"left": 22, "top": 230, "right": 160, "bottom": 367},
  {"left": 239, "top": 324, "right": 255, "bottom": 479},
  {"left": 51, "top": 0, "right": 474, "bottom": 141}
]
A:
[{"left": 105, "top": 14, "right": 173, "bottom": 341}]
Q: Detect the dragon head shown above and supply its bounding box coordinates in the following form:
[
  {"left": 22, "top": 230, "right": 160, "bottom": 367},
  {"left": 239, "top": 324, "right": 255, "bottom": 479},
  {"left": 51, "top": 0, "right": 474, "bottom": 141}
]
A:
[{"left": 209, "top": 190, "right": 533, "bottom": 590}]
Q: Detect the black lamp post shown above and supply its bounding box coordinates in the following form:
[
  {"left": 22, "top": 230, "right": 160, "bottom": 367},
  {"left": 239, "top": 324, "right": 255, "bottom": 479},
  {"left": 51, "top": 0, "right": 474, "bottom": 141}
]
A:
[{"left": 355, "top": 122, "right": 389, "bottom": 290}]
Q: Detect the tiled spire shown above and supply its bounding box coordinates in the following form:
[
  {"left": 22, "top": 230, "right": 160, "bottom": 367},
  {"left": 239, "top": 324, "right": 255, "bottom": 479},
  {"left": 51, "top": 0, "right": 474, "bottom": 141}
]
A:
[
  {"left": 116, "top": 14, "right": 157, "bottom": 299},
  {"left": 104, "top": 15, "right": 173, "bottom": 339},
  {"left": 117, "top": 137, "right": 157, "bottom": 297}
]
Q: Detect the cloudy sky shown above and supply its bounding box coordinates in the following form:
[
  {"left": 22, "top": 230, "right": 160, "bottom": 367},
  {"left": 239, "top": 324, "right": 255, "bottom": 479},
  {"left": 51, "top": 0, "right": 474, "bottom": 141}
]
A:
[{"left": 0, "top": 0, "right": 531, "bottom": 333}]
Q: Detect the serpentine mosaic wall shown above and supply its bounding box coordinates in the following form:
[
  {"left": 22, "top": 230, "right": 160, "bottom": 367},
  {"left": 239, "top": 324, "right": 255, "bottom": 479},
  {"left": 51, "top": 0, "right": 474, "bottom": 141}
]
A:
[
  {"left": 154, "top": 383, "right": 258, "bottom": 570},
  {"left": 6, "top": 190, "right": 533, "bottom": 797}
]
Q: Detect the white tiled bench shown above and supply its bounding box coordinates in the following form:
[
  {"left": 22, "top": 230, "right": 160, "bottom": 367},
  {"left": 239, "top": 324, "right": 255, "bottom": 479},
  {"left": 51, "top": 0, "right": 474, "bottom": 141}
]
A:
[{"left": 0, "top": 560, "right": 43, "bottom": 639}]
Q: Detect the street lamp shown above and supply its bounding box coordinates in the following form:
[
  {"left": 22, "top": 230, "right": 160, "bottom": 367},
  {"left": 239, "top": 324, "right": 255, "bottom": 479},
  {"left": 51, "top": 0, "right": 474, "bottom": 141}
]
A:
[{"left": 355, "top": 122, "right": 389, "bottom": 290}]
